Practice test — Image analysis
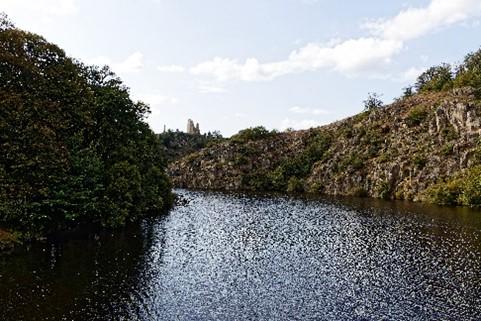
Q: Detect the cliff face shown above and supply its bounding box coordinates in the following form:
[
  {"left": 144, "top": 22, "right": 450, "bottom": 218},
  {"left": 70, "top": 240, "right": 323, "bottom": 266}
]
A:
[{"left": 169, "top": 88, "right": 481, "bottom": 202}]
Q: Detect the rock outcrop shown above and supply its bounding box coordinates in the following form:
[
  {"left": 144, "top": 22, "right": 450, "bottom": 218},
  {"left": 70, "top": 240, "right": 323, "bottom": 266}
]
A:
[{"left": 169, "top": 88, "right": 481, "bottom": 202}]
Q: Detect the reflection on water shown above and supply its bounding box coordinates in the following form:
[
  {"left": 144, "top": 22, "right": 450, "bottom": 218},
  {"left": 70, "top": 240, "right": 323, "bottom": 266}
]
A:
[{"left": 1, "top": 189, "right": 481, "bottom": 320}]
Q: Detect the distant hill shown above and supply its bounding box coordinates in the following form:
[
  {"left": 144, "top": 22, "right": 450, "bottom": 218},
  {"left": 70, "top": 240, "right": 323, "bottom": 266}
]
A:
[{"left": 170, "top": 48, "right": 481, "bottom": 207}]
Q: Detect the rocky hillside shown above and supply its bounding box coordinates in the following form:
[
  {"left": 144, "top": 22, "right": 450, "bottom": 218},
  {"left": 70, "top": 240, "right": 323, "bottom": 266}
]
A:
[{"left": 169, "top": 87, "right": 481, "bottom": 204}]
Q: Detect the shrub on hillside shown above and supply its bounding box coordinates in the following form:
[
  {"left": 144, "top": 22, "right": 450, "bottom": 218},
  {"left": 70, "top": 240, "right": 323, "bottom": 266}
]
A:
[
  {"left": 269, "top": 131, "right": 331, "bottom": 191},
  {"left": 287, "top": 177, "right": 305, "bottom": 193},
  {"left": 406, "top": 105, "right": 429, "bottom": 127},
  {"left": 363, "top": 93, "right": 383, "bottom": 111},
  {"left": 415, "top": 64, "right": 453, "bottom": 92},
  {"left": 231, "top": 126, "right": 274, "bottom": 143},
  {"left": 424, "top": 166, "right": 481, "bottom": 207},
  {"left": 453, "top": 48, "right": 481, "bottom": 91}
]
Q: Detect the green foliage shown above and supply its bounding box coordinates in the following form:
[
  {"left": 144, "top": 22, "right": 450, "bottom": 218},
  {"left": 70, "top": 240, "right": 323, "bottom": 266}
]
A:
[
  {"left": 453, "top": 48, "right": 481, "bottom": 91},
  {"left": 231, "top": 126, "right": 274, "bottom": 143},
  {"left": 159, "top": 130, "right": 224, "bottom": 162},
  {"left": 425, "top": 166, "right": 481, "bottom": 207},
  {"left": 377, "top": 181, "right": 391, "bottom": 200},
  {"left": 363, "top": 92, "right": 383, "bottom": 111},
  {"left": 339, "top": 152, "right": 364, "bottom": 172},
  {"left": 0, "top": 21, "right": 172, "bottom": 233},
  {"left": 287, "top": 177, "right": 305, "bottom": 193},
  {"left": 242, "top": 173, "right": 272, "bottom": 191},
  {"left": 402, "top": 48, "right": 481, "bottom": 95},
  {"left": 406, "top": 105, "right": 429, "bottom": 127},
  {"left": 0, "top": 13, "right": 13, "bottom": 31},
  {"left": 441, "top": 125, "right": 459, "bottom": 141},
  {"left": 362, "top": 128, "right": 383, "bottom": 157},
  {"left": 415, "top": 64, "right": 453, "bottom": 92},
  {"left": 441, "top": 143, "right": 455, "bottom": 156},
  {"left": 402, "top": 86, "right": 414, "bottom": 98},
  {"left": 233, "top": 155, "right": 249, "bottom": 166},
  {"left": 377, "top": 152, "right": 390, "bottom": 163},
  {"left": 269, "top": 132, "right": 331, "bottom": 191},
  {"left": 412, "top": 155, "right": 427, "bottom": 170}
]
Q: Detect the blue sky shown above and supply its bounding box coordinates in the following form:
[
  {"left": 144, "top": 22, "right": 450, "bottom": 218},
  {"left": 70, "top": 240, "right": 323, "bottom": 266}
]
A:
[{"left": 2, "top": 0, "right": 481, "bottom": 136}]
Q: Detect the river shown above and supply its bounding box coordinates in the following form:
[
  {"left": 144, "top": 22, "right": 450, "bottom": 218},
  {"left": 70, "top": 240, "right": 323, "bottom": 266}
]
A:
[{"left": 1, "top": 189, "right": 481, "bottom": 320}]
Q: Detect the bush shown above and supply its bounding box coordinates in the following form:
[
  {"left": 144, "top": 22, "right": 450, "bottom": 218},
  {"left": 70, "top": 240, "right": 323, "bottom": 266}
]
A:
[
  {"left": 402, "top": 86, "right": 414, "bottom": 98},
  {"left": 377, "top": 181, "right": 391, "bottom": 200},
  {"left": 231, "top": 126, "right": 274, "bottom": 143},
  {"left": 415, "top": 64, "right": 453, "bottom": 92},
  {"left": 406, "top": 106, "right": 429, "bottom": 127},
  {"left": 339, "top": 153, "right": 364, "bottom": 172},
  {"left": 441, "top": 143, "right": 455, "bottom": 156},
  {"left": 268, "top": 131, "right": 331, "bottom": 191},
  {"left": 441, "top": 125, "right": 459, "bottom": 141},
  {"left": 424, "top": 166, "right": 481, "bottom": 207},
  {"left": 242, "top": 173, "right": 272, "bottom": 191},
  {"left": 287, "top": 177, "right": 305, "bottom": 193},
  {"left": 363, "top": 93, "right": 383, "bottom": 111},
  {"left": 453, "top": 48, "right": 481, "bottom": 91},
  {"left": 413, "top": 155, "right": 427, "bottom": 170}
]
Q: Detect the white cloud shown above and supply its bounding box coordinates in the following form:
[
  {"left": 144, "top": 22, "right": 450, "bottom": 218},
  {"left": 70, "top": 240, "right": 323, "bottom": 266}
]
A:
[
  {"left": 88, "top": 51, "right": 144, "bottom": 75},
  {"left": 289, "top": 106, "right": 329, "bottom": 115},
  {"left": 191, "top": 38, "right": 403, "bottom": 81},
  {"left": 157, "top": 65, "right": 185, "bottom": 73},
  {"left": 0, "top": 0, "right": 78, "bottom": 17},
  {"left": 363, "top": 0, "right": 481, "bottom": 42},
  {"left": 115, "top": 52, "right": 144, "bottom": 74},
  {"left": 190, "top": 0, "right": 481, "bottom": 82},
  {"left": 400, "top": 66, "right": 427, "bottom": 82}
]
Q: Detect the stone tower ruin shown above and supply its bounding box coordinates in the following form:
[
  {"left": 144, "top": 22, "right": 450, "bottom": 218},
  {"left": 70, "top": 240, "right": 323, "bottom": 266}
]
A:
[{"left": 186, "top": 119, "right": 200, "bottom": 135}]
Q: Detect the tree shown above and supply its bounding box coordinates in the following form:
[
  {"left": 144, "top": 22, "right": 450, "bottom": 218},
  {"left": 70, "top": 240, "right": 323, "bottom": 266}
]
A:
[
  {"left": 231, "top": 126, "right": 273, "bottom": 143},
  {"left": 454, "top": 48, "right": 481, "bottom": 90},
  {"left": 363, "top": 92, "right": 383, "bottom": 111},
  {"left": 0, "top": 19, "right": 172, "bottom": 233},
  {"left": 402, "top": 86, "right": 414, "bottom": 98},
  {"left": 0, "top": 13, "right": 14, "bottom": 31},
  {"left": 415, "top": 64, "right": 453, "bottom": 92}
]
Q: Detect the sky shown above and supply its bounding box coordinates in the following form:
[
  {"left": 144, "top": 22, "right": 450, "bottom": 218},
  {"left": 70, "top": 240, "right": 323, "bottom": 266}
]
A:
[{"left": 1, "top": 0, "right": 481, "bottom": 136}]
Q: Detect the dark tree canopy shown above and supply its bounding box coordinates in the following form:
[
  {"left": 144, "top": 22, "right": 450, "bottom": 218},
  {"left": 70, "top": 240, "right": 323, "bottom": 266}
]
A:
[
  {"left": 415, "top": 63, "right": 453, "bottom": 92},
  {"left": 0, "top": 16, "right": 172, "bottom": 233}
]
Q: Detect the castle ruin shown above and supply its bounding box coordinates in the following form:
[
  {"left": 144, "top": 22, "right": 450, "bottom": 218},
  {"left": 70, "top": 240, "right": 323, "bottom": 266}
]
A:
[{"left": 186, "top": 119, "right": 200, "bottom": 135}]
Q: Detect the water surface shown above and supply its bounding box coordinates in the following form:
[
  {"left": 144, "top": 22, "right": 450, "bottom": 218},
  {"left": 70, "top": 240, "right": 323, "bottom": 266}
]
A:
[{"left": 1, "top": 190, "right": 481, "bottom": 320}]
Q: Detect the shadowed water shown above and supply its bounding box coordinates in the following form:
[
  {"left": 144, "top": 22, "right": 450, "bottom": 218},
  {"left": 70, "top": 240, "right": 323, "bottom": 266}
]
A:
[{"left": 1, "top": 189, "right": 481, "bottom": 320}]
